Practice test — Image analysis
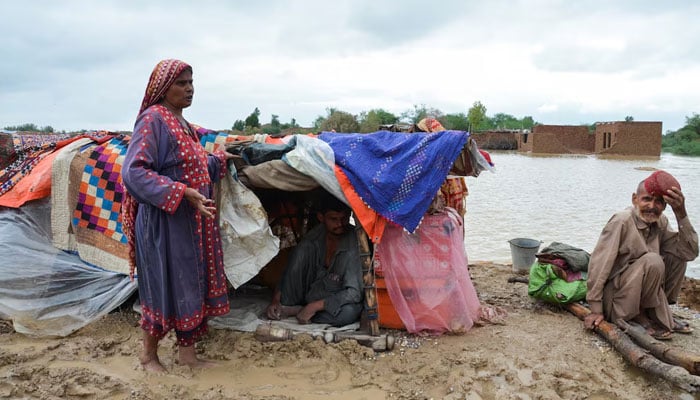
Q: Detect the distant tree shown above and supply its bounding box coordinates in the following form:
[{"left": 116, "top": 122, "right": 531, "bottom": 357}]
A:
[
  {"left": 661, "top": 113, "right": 700, "bottom": 156},
  {"left": 4, "top": 123, "right": 38, "bottom": 131},
  {"left": 320, "top": 109, "right": 359, "bottom": 133},
  {"left": 491, "top": 113, "right": 518, "bottom": 129},
  {"left": 261, "top": 125, "right": 281, "bottom": 135},
  {"left": 400, "top": 104, "right": 442, "bottom": 124},
  {"left": 442, "top": 113, "right": 469, "bottom": 131},
  {"left": 3, "top": 123, "right": 53, "bottom": 133},
  {"left": 244, "top": 107, "right": 261, "bottom": 128},
  {"left": 312, "top": 107, "right": 335, "bottom": 130},
  {"left": 467, "top": 101, "right": 487, "bottom": 132},
  {"left": 624, "top": 116, "right": 634, "bottom": 122},
  {"left": 358, "top": 108, "right": 399, "bottom": 132},
  {"left": 270, "top": 114, "right": 280, "bottom": 128},
  {"left": 313, "top": 115, "right": 326, "bottom": 130},
  {"left": 280, "top": 118, "right": 299, "bottom": 130},
  {"left": 521, "top": 116, "right": 535, "bottom": 130},
  {"left": 232, "top": 120, "right": 245, "bottom": 131},
  {"left": 685, "top": 113, "right": 700, "bottom": 134}
]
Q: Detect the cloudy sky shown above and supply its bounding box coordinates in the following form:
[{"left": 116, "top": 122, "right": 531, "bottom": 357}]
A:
[{"left": 2, "top": 0, "right": 699, "bottom": 133}]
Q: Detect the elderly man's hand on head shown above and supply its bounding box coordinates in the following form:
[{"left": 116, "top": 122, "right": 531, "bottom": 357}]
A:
[{"left": 663, "top": 187, "right": 687, "bottom": 220}]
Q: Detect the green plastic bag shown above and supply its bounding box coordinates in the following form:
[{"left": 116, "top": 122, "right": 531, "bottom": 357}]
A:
[{"left": 528, "top": 262, "right": 587, "bottom": 304}]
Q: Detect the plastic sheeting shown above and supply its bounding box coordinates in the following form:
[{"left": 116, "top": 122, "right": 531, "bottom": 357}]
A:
[
  {"left": 218, "top": 170, "right": 280, "bottom": 288},
  {"left": 374, "top": 208, "right": 481, "bottom": 334},
  {"left": 282, "top": 135, "right": 348, "bottom": 204},
  {"left": 0, "top": 198, "right": 136, "bottom": 337}
]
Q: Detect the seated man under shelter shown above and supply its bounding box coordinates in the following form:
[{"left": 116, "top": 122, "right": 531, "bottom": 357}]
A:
[
  {"left": 265, "top": 193, "right": 364, "bottom": 326},
  {"left": 584, "top": 170, "right": 698, "bottom": 339}
]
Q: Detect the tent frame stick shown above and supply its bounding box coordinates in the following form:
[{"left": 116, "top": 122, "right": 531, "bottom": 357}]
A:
[{"left": 356, "top": 228, "right": 379, "bottom": 336}]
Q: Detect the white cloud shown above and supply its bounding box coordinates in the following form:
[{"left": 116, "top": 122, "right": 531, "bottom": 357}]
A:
[{"left": 538, "top": 104, "right": 559, "bottom": 113}]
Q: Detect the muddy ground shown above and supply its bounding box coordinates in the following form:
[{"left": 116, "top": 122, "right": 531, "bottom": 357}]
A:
[{"left": 1, "top": 262, "right": 698, "bottom": 400}]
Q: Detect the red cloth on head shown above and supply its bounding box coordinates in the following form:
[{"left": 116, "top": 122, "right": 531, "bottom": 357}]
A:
[{"left": 644, "top": 170, "right": 680, "bottom": 197}]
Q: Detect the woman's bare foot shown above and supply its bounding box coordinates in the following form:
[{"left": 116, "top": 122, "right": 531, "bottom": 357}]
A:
[
  {"left": 178, "top": 345, "right": 217, "bottom": 369},
  {"left": 141, "top": 332, "right": 167, "bottom": 373},
  {"left": 140, "top": 354, "right": 167, "bottom": 373}
]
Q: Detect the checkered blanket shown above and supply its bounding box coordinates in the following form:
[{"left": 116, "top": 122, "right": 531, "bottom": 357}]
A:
[{"left": 72, "top": 135, "right": 129, "bottom": 244}]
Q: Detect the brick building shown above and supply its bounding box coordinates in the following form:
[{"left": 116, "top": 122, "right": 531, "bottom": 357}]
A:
[
  {"left": 470, "top": 130, "right": 518, "bottom": 150},
  {"left": 516, "top": 125, "right": 594, "bottom": 154},
  {"left": 594, "top": 121, "right": 662, "bottom": 157},
  {"left": 516, "top": 121, "right": 662, "bottom": 157}
]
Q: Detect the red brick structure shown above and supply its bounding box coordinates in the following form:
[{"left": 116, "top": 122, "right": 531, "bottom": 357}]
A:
[
  {"left": 470, "top": 131, "right": 518, "bottom": 150},
  {"left": 516, "top": 121, "right": 662, "bottom": 157},
  {"left": 594, "top": 121, "right": 662, "bottom": 157},
  {"left": 517, "top": 125, "right": 594, "bottom": 154}
]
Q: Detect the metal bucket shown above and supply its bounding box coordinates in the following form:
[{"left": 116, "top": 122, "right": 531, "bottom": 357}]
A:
[{"left": 508, "top": 238, "right": 541, "bottom": 274}]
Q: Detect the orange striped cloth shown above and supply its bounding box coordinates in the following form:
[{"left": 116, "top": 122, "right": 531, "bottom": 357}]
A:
[{"left": 334, "top": 165, "right": 388, "bottom": 243}]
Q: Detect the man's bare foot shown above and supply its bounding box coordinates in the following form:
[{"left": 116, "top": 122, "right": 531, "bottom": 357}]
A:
[
  {"left": 140, "top": 355, "right": 167, "bottom": 373},
  {"left": 279, "top": 305, "right": 303, "bottom": 318},
  {"left": 631, "top": 314, "right": 652, "bottom": 329}
]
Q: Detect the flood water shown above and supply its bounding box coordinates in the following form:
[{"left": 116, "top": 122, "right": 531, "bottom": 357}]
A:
[{"left": 463, "top": 152, "right": 700, "bottom": 279}]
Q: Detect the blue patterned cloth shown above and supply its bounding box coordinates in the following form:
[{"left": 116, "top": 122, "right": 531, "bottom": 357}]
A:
[{"left": 319, "top": 130, "right": 468, "bottom": 232}]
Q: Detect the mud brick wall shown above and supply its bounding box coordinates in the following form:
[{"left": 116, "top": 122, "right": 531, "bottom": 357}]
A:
[
  {"left": 595, "top": 121, "right": 662, "bottom": 157},
  {"left": 518, "top": 125, "right": 594, "bottom": 154},
  {"left": 471, "top": 131, "right": 517, "bottom": 150}
]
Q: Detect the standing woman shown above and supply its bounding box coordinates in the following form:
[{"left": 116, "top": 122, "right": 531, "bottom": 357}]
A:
[{"left": 121, "top": 59, "right": 232, "bottom": 372}]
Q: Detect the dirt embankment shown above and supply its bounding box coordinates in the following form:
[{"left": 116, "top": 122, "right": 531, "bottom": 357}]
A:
[{"left": 0, "top": 262, "right": 699, "bottom": 400}]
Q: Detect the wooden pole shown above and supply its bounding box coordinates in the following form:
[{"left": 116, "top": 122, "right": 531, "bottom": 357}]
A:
[
  {"left": 617, "top": 320, "right": 700, "bottom": 376},
  {"left": 566, "top": 302, "right": 700, "bottom": 393},
  {"left": 356, "top": 227, "right": 379, "bottom": 336}
]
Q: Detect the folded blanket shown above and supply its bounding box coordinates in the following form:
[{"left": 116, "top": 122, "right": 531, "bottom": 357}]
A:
[{"left": 319, "top": 130, "right": 468, "bottom": 232}]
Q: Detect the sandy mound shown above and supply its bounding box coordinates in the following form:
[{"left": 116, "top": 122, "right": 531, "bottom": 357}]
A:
[{"left": 0, "top": 262, "right": 698, "bottom": 400}]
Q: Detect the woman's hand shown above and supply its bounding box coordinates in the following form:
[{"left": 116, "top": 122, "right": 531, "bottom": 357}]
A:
[{"left": 184, "top": 187, "right": 216, "bottom": 218}]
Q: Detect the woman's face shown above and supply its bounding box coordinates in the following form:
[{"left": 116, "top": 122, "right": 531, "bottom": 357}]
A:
[{"left": 162, "top": 69, "right": 193, "bottom": 111}]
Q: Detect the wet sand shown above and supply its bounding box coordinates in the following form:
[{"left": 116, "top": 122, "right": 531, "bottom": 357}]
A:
[{"left": 1, "top": 262, "right": 698, "bottom": 400}]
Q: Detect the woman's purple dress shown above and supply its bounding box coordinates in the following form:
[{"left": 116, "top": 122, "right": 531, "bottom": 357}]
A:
[{"left": 121, "top": 104, "right": 230, "bottom": 345}]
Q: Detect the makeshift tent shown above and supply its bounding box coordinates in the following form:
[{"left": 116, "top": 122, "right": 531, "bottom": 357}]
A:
[{"left": 0, "top": 128, "right": 492, "bottom": 337}]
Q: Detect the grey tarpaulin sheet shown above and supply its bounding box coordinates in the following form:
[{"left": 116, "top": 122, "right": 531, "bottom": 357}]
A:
[
  {"left": 0, "top": 198, "right": 136, "bottom": 337},
  {"left": 207, "top": 284, "right": 359, "bottom": 334}
]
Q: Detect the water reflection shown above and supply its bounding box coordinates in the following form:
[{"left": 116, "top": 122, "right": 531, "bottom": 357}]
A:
[{"left": 464, "top": 152, "right": 700, "bottom": 279}]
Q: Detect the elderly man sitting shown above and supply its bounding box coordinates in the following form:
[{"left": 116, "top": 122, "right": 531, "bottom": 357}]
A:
[{"left": 584, "top": 171, "right": 698, "bottom": 340}]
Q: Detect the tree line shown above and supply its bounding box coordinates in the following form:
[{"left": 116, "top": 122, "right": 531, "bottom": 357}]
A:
[
  {"left": 5, "top": 105, "right": 699, "bottom": 156},
  {"left": 3, "top": 123, "right": 56, "bottom": 133},
  {"left": 661, "top": 113, "right": 700, "bottom": 156},
  {"left": 231, "top": 102, "right": 536, "bottom": 135}
]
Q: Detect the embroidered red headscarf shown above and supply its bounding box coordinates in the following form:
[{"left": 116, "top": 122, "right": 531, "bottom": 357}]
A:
[
  {"left": 122, "top": 59, "right": 192, "bottom": 279},
  {"left": 138, "top": 59, "right": 192, "bottom": 115}
]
